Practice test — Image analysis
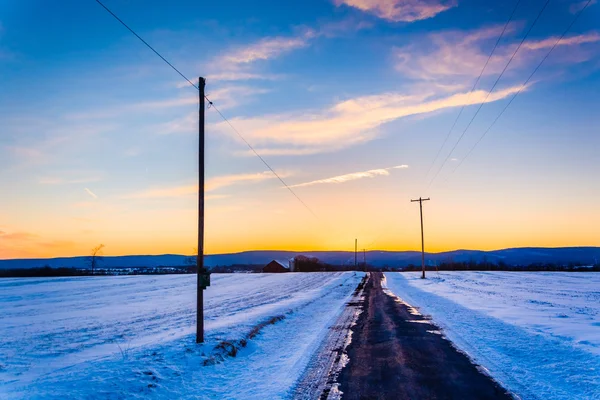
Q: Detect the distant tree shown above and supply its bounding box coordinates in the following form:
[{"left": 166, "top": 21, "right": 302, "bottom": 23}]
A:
[
  {"left": 88, "top": 244, "right": 105, "bottom": 275},
  {"left": 293, "top": 255, "right": 325, "bottom": 272},
  {"left": 186, "top": 247, "right": 199, "bottom": 273}
]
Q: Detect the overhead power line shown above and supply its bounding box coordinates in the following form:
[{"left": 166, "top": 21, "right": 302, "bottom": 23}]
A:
[
  {"left": 94, "top": 0, "right": 319, "bottom": 219},
  {"left": 427, "top": 0, "right": 551, "bottom": 190},
  {"left": 208, "top": 103, "right": 319, "bottom": 218},
  {"left": 424, "top": 0, "right": 522, "bottom": 181},
  {"left": 94, "top": 0, "right": 199, "bottom": 90},
  {"left": 450, "top": 0, "right": 594, "bottom": 175}
]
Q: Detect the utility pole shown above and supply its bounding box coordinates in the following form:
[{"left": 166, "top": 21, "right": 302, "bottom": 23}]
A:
[
  {"left": 355, "top": 239, "right": 358, "bottom": 270},
  {"left": 197, "top": 77, "right": 210, "bottom": 343},
  {"left": 411, "top": 197, "right": 430, "bottom": 279},
  {"left": 363, "top": 249, "right": 367, "bottom": 272}
]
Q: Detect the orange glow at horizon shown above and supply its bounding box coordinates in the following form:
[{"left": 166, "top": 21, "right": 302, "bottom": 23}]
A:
[{"left": 2, "top": 178, "right": 599, "bottom": 260}]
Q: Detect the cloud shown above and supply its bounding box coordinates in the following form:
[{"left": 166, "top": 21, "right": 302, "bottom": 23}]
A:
[
  {"left": 394, "top": 26, "right": 600, "bottom": 81},
  {"left": 217, "top": 36, "right": 309, "bottom": 66},
  {"left": 204, "top": 72, "right": 283, "bottom": 82},
  {"left": 215, "top": 84, "right": 525, "bottom": 156},
  {"left": 521, "top": 32, "right": 600, "bottom": 51},
  {"left": 84, "top": 188, "right": 98, "bottom": 199},
  {"left": 206, "top": 85, "right": 271, "bottom": 109},
  {"left": 39, "top": 240, "right": 77, "bottom": 249},
  {"left": 206, "top": 33, "right": 311, "bottom": 84},
  {"left": 570, "top": 0, "right": 596, "bottom": 14},
  {"left": 122, "top": 171, "right": 285, "bottom": 199},
  {"left": 123, "top": 185, "right": 196, "bottom": 199},
  {"left": 66, "top": 96, "right": 199, "bottom": 121},
  {"left": 333, "top": 0, "right": 456, "bottom": 22},
  {"left": 3, "top": 121, "right": 116, "bottom": 171},
  {"left": 39, "top": 174, "right": 103, "bottom": 185},
  {"left": 6, "top": 145, "right": 44, "bottom": 161},
  {"left": 0, "top": 229, "right": 77, "bottom": 258},
  {"left": 206, "top": 18, "right": 371, "bottom": 83},
  {"left": 0, "top": 231, "right": 38, "bottom": 242},
  {"left": 289, "top": 165, "right": 409, "bottom": 188},
  {"left": 206, "top": 171, "right": 285, "bottom": 191}
]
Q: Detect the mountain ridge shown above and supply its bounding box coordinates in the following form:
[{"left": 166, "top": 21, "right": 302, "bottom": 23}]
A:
[{"left": 1, "top": 246, "right": 598, "bottom": 269}]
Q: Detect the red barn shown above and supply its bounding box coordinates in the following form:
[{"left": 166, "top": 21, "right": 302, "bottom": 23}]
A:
[{"left": 262, "top": 260, "right": 289, "bottom": 273}]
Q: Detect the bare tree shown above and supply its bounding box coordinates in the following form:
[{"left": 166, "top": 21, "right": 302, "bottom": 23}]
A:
[
  {"left": 88, "top": 244, "right": 105, "bottom": 275},
  {"left": 185, "top": 247, "right": 198, "bottom": 272}
]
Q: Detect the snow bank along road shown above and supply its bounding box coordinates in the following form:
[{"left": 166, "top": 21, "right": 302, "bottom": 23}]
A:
[
  {"left": 0, "top": 272, "right": 364, "bottom": 399},
  {"left": 385, "top": 272, "right": 600, "bottom": 400},
  {"left": 336, "top": 272, "right": 511, "bottom": 399}
]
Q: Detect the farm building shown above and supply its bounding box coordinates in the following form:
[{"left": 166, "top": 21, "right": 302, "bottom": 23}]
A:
[{"left": 262, "top": 260, "right": 290, "bottom": 273}]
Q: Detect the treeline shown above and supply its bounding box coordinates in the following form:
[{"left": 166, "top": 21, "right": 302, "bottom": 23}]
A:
[
  {"left": 401, "top": 260, "right": 600, "bottom": 272},
  {"left": 0, "top": 266, "right": 91, "bottom": 278},
  {"left": 187, "top": 264, "right": 264, "bottom": 273},
  {"left": 0, "top": 266, "right": 193, "bottom": 278},
  {"left": 3, "top": 259, "right": 598, "bottom": 278}
]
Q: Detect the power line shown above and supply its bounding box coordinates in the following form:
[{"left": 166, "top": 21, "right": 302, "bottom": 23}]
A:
[
  {"left": 424, "top": 0, "right": 522, "bottom": 180},
  {"left": 94, "top": 0, "right": 320, "bottom": 219},
  {"left": 451, "top": 0, "right": 593, "bottom": 175},
  {"left": 94, "top": 0, "right": 199, "bottom": 90},
  {"left": 208, "top": 103, "right": 319, "bottom": 218},
  {"left": 427, "top": 0, "right": 551, "bottom": 190}
]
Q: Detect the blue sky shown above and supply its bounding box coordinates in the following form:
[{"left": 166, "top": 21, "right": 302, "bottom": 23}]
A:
[{"left": 1, "top": 0, "right": 599, "bottom": 258}]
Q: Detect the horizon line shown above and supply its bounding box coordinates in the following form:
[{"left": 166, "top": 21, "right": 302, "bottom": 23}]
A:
[{"left": 1, "top": 245, "right": 599, "bottom": 261}]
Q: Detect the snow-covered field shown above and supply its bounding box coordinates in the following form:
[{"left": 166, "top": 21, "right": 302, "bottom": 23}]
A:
[
  {"left": 0, "top": 272, "right": 364, "bottom": 399},
  {"left": 384, "top": 272, "right": 600, "bottom": 400}
]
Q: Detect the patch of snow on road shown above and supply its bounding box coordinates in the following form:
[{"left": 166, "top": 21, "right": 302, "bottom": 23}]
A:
[
  {"left": 384, "top": 271, "right": 600, "bottom": 400},
  {"left": 0, "top": 272, "right": 364, "bottom": 399}
]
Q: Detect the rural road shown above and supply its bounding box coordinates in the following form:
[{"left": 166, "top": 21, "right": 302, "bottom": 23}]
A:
[{"left": 336, "top": 272, "right": 513, "bottom": 400}]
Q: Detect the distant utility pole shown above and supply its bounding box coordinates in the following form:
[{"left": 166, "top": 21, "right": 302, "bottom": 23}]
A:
[
  {"left": 411, "top": 197, "right": 430, "bottom": 279},
  {"left": 197, "top": 77, "right": 211, "bottom": 343},
  {"left": 355, "top": 239, "right": 358, "bottom": 270},
  {"left": 363, "top": 249, "right": 367, "bottom": 272}
]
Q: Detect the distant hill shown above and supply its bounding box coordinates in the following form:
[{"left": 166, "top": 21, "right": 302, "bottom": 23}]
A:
[{"left": 0, "top": 247, "right": 599, "bottom": 270}]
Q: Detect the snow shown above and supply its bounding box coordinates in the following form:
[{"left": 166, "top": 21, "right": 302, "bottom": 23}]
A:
[
  {"left": 0, "top": 272, "right": 364, "bottom": 399},
  {"left": 384, "top": 272, "right": 600, "bottom": 400}
]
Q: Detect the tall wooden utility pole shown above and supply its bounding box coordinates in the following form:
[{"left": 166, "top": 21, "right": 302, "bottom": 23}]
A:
[
  {"left": 197, "top": 77, "right": 210, "bottom": 343},
  {"left": 411, "top": 197, "right": 430, "bottom": 279}
]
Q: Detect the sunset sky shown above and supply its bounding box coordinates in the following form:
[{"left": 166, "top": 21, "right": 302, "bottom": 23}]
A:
[{"left": 1, "top": 0, "right": 599, "bottom": 259}]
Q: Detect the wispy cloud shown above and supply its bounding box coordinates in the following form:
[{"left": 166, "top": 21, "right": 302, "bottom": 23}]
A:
[
  {"left": 522, "top": 32, "right": 600, "bottom": 51},
  {"left": 0, "top": 229, "right": 77, "bottom": 258},
  {"left": 207, "top": 19, "right": 371, "bottom": 82},
  {"left": 122, "top": 171, "right": 285, "bottom": 199},
  {"left": 207, "top": 34, "right": 311, "bottom": 83},
  {"left": 217, "top": 36, "right": 309, "bottom": 65},
  {"left": 289, "top": 165, "right": 409, "bottom": 188},
  {"left": 66, "top": 95, "right": 198, "bottom": 121},
  {"left": 39, "top": 174, "right": 103, "bottom": 185},
  {"left": 204, "top": 71, "right": 284, "bottom": 82},
  {"left": 215, "top": 84, "right": 525, "bottom": 156},
  {"left": 333, "top": 0, "right": 456, "bottom": 22},
  {"left": 0, "top": 231, "right": 38, "bottom": 242},
  {"left": 570, "top": 0, "right": 596, "bottom": 14},
  {"left": 206, "top": 171, "right": 285, "bottom": 191},
  {"left": 394, "top": 26, "right": 600, "bottom": 81},
  {"left": 84, "top": 188, "right": 98, "bottom": 199},
  {"left": 206, "top": 85, "right": 271, "bottom": 109}
]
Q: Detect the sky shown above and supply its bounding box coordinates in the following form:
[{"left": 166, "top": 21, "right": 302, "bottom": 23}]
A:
[{"left": 1, "top": 0, "right": 599, "bottom": 259}]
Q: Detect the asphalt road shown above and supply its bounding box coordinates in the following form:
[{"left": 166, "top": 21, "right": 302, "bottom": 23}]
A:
[{"left": 336, "top": 272, "right": 513, "bottom": 400}]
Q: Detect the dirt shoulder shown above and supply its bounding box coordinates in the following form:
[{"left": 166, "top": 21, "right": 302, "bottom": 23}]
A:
[{"left": 336, "top": 272, "right": 513, "bottom": 400}]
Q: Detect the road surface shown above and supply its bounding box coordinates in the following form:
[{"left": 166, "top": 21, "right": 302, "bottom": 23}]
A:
[{"left": 336, "top": 272, "right": 513, "bottom": 399}]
